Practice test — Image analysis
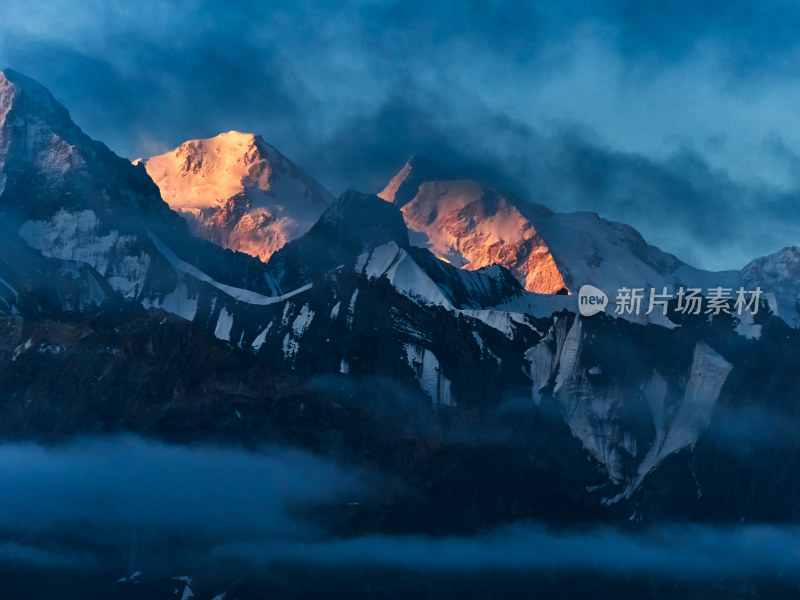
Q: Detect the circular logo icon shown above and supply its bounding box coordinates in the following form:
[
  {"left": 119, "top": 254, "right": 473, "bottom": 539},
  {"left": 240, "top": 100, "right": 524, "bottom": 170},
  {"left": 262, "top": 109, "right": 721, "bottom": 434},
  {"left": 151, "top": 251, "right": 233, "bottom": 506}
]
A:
[{"left": 578, "top": 285, "right": 608, "bottom": 317}]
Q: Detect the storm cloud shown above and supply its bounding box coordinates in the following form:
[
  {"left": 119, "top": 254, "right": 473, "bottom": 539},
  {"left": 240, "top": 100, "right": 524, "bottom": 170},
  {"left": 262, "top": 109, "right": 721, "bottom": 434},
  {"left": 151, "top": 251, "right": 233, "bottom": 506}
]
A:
[{"left": 2, "top": 0, "right": 800, "bottom": 269}]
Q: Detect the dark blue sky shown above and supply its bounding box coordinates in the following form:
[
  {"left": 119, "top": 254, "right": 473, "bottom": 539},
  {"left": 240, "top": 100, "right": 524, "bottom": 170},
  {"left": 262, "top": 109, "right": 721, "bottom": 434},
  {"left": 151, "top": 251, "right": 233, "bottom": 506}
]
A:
[{"left": 2, "top": 0, "right": 800, "bottom": 269}]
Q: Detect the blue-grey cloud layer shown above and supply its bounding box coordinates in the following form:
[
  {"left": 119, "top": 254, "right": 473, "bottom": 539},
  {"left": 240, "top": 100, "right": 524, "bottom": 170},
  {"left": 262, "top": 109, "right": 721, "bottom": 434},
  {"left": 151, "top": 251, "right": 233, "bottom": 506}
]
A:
[
  {"left": 2, "top": 0, "right": 800, "bottom": 269},
  {"left": 3, "top": 436, "right": 800, "bottom": 583}
]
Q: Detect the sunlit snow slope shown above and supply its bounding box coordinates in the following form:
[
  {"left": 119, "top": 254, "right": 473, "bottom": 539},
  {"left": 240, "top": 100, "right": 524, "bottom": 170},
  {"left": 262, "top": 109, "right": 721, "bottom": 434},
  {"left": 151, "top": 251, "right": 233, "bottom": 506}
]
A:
[{"left": 139, "top": 132, "right": 333, "bottom": 262}]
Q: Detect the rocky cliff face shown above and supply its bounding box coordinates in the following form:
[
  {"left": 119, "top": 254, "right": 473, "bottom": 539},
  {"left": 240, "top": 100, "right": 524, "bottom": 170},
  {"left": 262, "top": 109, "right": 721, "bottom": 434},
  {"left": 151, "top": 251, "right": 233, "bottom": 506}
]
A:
[{"left": 526, "top": 314, "right": 733, "bottom": 502}]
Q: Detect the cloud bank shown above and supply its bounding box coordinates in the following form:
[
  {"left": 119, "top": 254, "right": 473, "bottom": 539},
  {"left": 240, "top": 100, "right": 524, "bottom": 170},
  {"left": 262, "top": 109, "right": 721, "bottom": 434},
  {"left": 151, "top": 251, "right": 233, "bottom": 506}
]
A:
[{"left": 0, "top": 435, "right": 798, "bottom": 586}]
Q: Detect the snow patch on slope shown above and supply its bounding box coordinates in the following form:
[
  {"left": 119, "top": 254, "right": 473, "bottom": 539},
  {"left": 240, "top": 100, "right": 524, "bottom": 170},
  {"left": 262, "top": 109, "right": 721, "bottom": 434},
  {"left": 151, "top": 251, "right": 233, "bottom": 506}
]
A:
[
  {"left": 356, "top": 242, "right": 454, "bottom": 308},
  {"left": 291, "top": 304, "right": 315, "bottom": 336},
  {"left": 329, "top": 301, "right": 341, "bottom": 320},
  {"left": 404, "top": 343, "right": 455, "bottom": 406},
  {"left": 251, "top": 321, "right": 273, "bottom": 351},
  {"left": 621, "top": 342, "right": 733, "bottom": 499},
  {"left": 282, "top": 332, "right": 299, "bottom": 360},
  {"left": 19, "top": 209, "right": 149, "bottom": 298},
  {"left": 142, "top": 279, "right": 198, "bottom": 321},
  {"left": 148, "top": 231, "right": 311, "bottom": 305},
  {"left": 214, "top": 307, "right": 234, "bottom": 341},
  {"left": 357, "top": 242, "right": 453, "bottom": 309},
  {"left": 460, "top": 309, "right": 529, "bottom": 338}
]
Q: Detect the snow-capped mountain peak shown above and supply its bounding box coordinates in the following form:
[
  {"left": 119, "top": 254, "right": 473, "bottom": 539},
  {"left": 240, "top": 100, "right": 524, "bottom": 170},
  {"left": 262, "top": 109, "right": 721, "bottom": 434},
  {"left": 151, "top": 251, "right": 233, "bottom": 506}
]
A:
[
  {"left": 397, "top": 178, "right": 569, "bottom": 294},
  {"left": 139, "top": 131, "right": 333, "bottom": 262},
  {"left": 0, "top": 70, "right": 285, "bottom": 319},
  {"left": 0, "top": 68, "right": 68, "bottom": 124},
  {"left": 379, "top": 154, "right": 452, "bottom": 208},
  {"left": 742, "top": 245, "right": 800, "bottom": 325},
  {"left": 0, "top": 68, "right": 94, "bottom": 187},
  {"left": 379, "top": 160, "right": 739, "bottom": 298}
]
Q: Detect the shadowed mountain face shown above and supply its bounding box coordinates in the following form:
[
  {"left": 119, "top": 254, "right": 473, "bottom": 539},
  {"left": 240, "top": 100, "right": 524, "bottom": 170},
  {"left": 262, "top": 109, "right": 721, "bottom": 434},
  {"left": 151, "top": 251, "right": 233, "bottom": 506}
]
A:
[{"left": 3, "top": 70, "right": 800, "bottom": 599}]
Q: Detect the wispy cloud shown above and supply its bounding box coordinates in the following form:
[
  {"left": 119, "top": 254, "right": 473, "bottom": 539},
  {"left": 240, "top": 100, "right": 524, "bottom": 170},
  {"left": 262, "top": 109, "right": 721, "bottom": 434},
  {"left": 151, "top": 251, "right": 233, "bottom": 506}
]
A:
[
  {"left": 0, "top": 436, "right": 374, "bottom": 576},
  {"left": 217, "top": 522, "right": 800, "bottom": 579}
]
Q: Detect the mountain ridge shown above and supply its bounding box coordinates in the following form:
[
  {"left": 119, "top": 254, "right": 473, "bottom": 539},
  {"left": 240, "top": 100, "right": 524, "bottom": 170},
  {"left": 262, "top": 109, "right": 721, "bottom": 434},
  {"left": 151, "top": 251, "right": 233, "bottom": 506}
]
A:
[
  {"left": 378, "top": 156, "right": 745, "bottom": 301},
  {"left": 2, "top": 69, "right": 800, "bottom": 540}
]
